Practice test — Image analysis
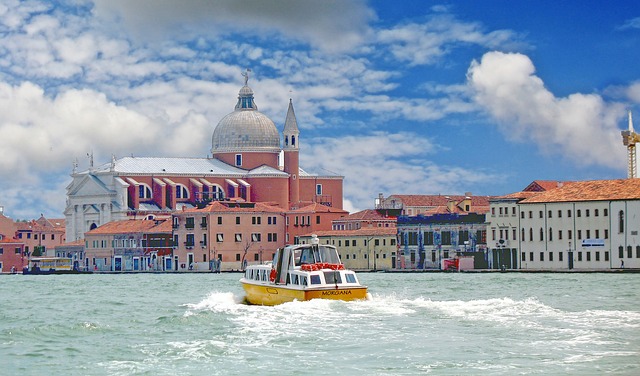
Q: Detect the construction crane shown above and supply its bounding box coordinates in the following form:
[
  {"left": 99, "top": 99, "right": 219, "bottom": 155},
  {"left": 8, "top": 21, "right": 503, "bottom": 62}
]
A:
[{"left": 621, "top": 110, "right": 640, "bottom": 178}]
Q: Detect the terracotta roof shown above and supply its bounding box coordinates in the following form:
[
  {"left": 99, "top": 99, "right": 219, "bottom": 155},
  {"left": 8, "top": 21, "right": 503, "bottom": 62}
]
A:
[
  {"left": 86, "top": 219, "right": 171, "bottom": 235},
  {"left": 290, "top": 203, "right": 348, "bottom": 214},
  {"left": 185, "top": 201, "right": 286, "bottom": 213},
  {"left": 386, "top": 194, "right": 493, "bottom": 207},
  {"left": 522, "top": 180, "right": 572, "bottom": 192},
  {"left": 493, "top": 191, "right": 541, "bottom": 200},
  {"left": 521, "top": 179, "right": 640, "bottom": 204},
  {"left": 335, "top": 209, "right": 394, "bottom": 221},
  {"left": 16, "top": 217, "right": 66, "bottom": 232},
  {"left": 301, "top": 227, "right": 398, "bottom": 237}
]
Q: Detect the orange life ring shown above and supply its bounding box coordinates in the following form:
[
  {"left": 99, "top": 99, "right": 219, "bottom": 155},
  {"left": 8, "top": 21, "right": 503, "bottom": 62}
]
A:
[{"left": 269, "top": 268, "right": 276, "bottom": 282}]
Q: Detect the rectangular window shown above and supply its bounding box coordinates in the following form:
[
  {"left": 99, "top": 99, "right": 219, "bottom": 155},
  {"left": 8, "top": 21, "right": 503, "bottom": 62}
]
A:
[
  {"left": 539, "top": 211, "right": 543, "bottom": 218},
  {"left": 548, "top": 210, "right": 552, "bottom": 218},
  {"left": 529, "top": 211, "right": 532, "bottom": 218},
  {"left": 316, "top": 215, "right": 320, "bottom": 225},
  {"left": 568, "top": 210, "right": 572, "bottom": 217},
  {"left": 605, "top": 251, "right": 610, "bottom": 261},
  {"left": 185, "top": 217, "right": 195, "bottom": 229},
  {"left": 251, "top": 233, "right": 261, "bottom": 242},
  {"left": 559, "top": 252, "right": 563, "bottom": 262},
  {"left": 216, "top": 233, "right": 224, "bottom": 242},
  {"left": 578, "top": 252, "right": 583, "bottom": 261},
  {"left": 595, "top": 252, "right": 600, "bottom": 261},
  {"left": 577, "top": 230, "right": 582, "bottom": 240},
  {"left": 520, "top": 211, "right": 524, "bottom": 219},
  {"left": 235, "top": 234, "right": 242, "bottom": 242},
  {"left": 316, "top": 184, "right": 322, "bottom": 195},
  {"left": 218, "top": 216, "right": 222, "bottom": 225},
  {"left": 540, "top": 252, "right": 544, "bottom": 261},
  {"left": 236, "top": 254, "right": 241, "bottom": 261},
  {"left": 586, "top": 209, "right": 590, "bottom": 217},
  {"left": 595, "top": 209, "right": 599, "bottom": 216},
  {"left": 236, "top": 216, "right": 240, "bottom": 225},
  {"left": 529, "top": 252, "right": 534, "bottom": 262},
  {"left": 568, "top": 230, "right": 572, "bottom": 240},
  {"left": 512, "top": 207, "right": 516, "bottom": 216},
  {"left": 521, "top": 252, "right": 526, "bottom": 261},
  {"left": 577, "top": 209, "right": 581, "bottom": 217},
  {"left": 235, "top": 154, "right": 242, "bottom": 166},
  {"left": 549, "top": 252, "right": 553, "bottom": 261},
  {"left": 595, "top": 229, "right": 600, "bottom": 238},
  {"left": 558, "top": 230, "right": 563, "bottom": 240},
  {"left": 586, "top": 230, "right": 590, "bottom": 239},
  {"left": 586, "top": 252, "right": 591, "bottom": 261},
  {"left": 604, "top": 229, "right": 609, "bottom": 239},
  {"left": 558, "top": 210, "right": 562, "bottom": 218}
]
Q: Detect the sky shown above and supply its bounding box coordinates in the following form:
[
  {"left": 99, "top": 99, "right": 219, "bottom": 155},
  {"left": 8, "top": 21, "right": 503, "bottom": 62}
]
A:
[{"left": 0, "top": 0, "right": 639, "bottom": 220}]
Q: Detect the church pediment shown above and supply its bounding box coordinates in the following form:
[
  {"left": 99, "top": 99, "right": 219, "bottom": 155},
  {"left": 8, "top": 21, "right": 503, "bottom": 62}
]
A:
[{"left": 68, "top": 174, "right": 116, "bottom": 197}]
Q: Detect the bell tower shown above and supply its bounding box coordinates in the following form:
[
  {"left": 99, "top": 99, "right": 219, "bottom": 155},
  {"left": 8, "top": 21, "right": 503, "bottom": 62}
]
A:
[{"left": 283, "top": 99, "right": 300, "bottom": 207}]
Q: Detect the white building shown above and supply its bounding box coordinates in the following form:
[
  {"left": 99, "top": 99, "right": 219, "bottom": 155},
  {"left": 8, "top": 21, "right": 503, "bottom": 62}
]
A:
[
  {"left": 486, "top": 181, "right": 566, "bottom": 269},
  {"left": 518, "top": 179, "right": 640, "bottom": 270}
]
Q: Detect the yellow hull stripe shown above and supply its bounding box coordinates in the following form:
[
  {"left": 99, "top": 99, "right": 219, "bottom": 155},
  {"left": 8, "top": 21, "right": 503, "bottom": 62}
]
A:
[{"left": 241, "top": 282, "right": 368, "bottom": 306}]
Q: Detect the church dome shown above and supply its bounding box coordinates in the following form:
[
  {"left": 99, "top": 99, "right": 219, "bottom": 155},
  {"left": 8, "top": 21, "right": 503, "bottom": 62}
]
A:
[{"left": 211, "top": 75, "right": 281, "bottom": 154}]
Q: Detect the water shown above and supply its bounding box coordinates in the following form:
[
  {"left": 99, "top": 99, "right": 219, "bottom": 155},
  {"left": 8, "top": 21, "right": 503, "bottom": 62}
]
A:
[{"left": 1, "top": 272, "right": 638, "bottom": 375}]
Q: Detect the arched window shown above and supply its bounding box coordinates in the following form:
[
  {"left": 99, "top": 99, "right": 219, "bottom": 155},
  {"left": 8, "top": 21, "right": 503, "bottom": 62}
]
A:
[
  {"left": 89, "top": 223, "right": 97, "bottom": 230},
  {"left": 539, "top": 228, "right": 544, "bottom": 241},
  {"left": 619, "top": 210, "right": 624, "bottom": 233},
  {"left": 138, "top": 184, "right": 152, "bottom": 199},
  {"left": 529, "top": 228, "right": 533, "bottom": 241},
  {"left": 521, "top": 228, "right": 525, "bottom": 241},
  {"left": 548, "top": 227, "right": 553, "bottom": 241},
  {"left": 176, "top": 184, "right": 189, "bottom": 199},
  {"left": 291, "top": 135, "right": 296, "bottom": 146},
  {"left": 285, "top": 136, "right": 289, "bottom": 146}
]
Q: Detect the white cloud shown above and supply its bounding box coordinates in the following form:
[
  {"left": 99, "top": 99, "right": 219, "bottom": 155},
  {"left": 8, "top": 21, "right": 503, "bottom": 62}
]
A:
[
  {"left": 300, "top": 132, "right": 498, "bottom": 212},
  {"left": 91, "top": 0, "right": 375, "bottom": 53},
  {"left": 626, "top": 81, "right": 640, "bottom": 104},
  {"left": 467, "top": 51, "right": 626, "bottom": 169},
  {"left": 377, "top": 14, "right": 522, "bottom": 66},
  {"left": 619, "top": 17, "right": 640, "bottom": 30}
]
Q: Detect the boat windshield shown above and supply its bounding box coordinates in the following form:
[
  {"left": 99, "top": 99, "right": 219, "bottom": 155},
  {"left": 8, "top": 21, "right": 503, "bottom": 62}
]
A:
[
  {"left": 294, "top": 245, "right": 341, "bottom": 265},
  {"left": 317, "top": 246, "right": 340, "bottom": 264}
]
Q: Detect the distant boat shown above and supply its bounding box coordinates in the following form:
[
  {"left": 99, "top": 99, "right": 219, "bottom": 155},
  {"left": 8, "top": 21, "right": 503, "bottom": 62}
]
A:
[
  {"left": 240, "top": 235, "right": 368, "bottom": 306},
  {"left": 23, "top": 257, "right": 91, "bottom": 275}
]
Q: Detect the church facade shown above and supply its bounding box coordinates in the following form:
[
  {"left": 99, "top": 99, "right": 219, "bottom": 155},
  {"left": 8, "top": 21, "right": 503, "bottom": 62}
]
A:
[{"left": 65, "top": 74, "right": 344, "bottom": 242}]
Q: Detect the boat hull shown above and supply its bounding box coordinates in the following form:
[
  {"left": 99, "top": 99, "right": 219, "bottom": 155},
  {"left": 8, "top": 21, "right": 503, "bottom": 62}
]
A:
[{"left": 241, "top": 281, "right": 368, "bottom": 306}]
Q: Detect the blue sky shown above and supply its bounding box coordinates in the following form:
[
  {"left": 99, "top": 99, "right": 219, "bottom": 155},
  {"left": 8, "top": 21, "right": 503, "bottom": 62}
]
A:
[{"left": 0, "top": 0, "right": 639, "bottom": 220}]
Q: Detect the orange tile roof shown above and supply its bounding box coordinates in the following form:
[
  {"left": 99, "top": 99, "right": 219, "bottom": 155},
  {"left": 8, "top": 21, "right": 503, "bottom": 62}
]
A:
[
  {"left": 522, "top": 180, "right": 572, "bottom": 192},
  {"left": 187, "top": 201, "right": 286, "bottom": 213},
  {"left": 338, "top": 209, "right": 396, "bottom": 221},
  {"left": 86, "top": 219, "right": 171, "bottom": 235},
  {"left": 301, "top": 227, "right": 398, "bottom": 237},
  {"left": 521, "top": 179, "right": 640, "bottom": 203},
  {"left": 290, "top": 202, "right": 348, "bottom": 214},
  {"left": 493, "top": 191, "right": 541, "bottom": 200},
  {"left": 387, "top": 194, "right": 493, "bottom": 207}
]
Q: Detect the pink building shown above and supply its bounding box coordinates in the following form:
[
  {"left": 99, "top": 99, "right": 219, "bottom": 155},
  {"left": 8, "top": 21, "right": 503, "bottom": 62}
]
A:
[
  {"left": 15, "top": 216, "right": 66, "bottom": 257},
  {"left": 65, "top": 74, "right": 344, "bottom": 242}
]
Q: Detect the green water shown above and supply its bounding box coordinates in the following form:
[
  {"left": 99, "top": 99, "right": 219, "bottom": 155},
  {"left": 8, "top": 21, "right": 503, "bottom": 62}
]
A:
[{"left": 1, "top": 272, "right": 638, "bottom": 375}]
